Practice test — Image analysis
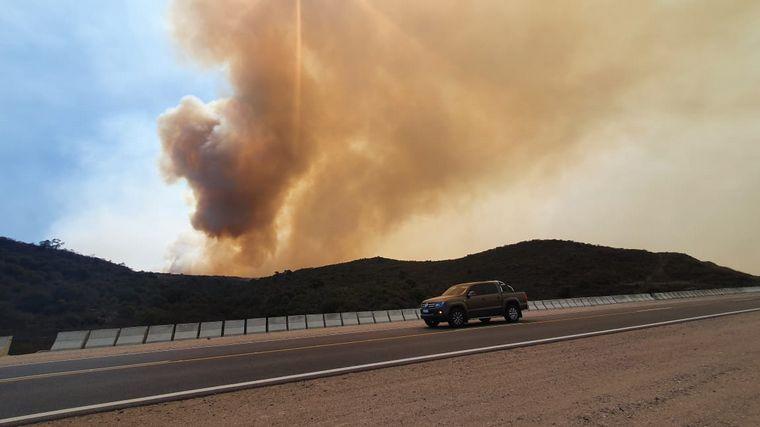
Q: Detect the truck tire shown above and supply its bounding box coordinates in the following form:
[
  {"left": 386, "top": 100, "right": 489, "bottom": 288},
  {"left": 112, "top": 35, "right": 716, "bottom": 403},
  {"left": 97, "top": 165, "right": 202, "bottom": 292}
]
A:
[
  {"left": 479, "top": 318, "right": 491, "bottom": 323},
  {"left": 447, "top": 308, "right": 467, "bottom": 328},
  {"left": 424, "top": 319, "right": 439, "bottom": 328},
  {"left": 505, "top": 304, "right": 521, "bottom": 323}
]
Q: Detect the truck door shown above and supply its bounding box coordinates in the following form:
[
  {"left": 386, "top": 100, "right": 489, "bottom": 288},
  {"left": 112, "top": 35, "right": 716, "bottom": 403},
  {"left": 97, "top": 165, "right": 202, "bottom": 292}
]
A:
[
  {"left": 467, "top": 283, "right": 501, "bottom": 317},
  {"left": 482, "top": 282, "right": 503, "bottom": 315}
]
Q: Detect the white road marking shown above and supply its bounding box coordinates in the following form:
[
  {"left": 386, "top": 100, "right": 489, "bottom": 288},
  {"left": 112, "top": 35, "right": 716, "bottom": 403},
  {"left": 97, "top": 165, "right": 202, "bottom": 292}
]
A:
[
  {"left": 635, "top": 307, "right": 672, "bottom": 313},
  {"left": 2, "top": 306, "right": 759, "bottom": 426}
]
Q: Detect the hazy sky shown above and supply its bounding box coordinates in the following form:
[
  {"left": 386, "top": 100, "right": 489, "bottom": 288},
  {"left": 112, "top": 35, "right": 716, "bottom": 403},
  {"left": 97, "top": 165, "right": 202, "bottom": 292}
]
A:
[
  {"left": 1, "top": 1, "right": 759, "bottom": 276},
  {"left": 0, "top": 1, "right": 223, "bottom": 270}
]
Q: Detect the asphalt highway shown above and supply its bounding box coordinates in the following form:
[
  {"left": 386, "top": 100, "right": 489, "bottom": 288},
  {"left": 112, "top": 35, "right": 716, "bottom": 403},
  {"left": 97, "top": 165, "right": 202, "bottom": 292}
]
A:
[{"left": 1, "top": 293, "right": 759, "bottom": 424}]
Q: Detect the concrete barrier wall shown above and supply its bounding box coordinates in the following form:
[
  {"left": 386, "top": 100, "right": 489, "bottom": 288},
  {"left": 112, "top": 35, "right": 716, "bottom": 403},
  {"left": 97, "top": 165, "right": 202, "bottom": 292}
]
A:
[
  {"left": 401, "top": 309, "right": 419, "bottom": 320},
  {"left": 43, "top": 286, "right": 760, "bottom": 351},
  {"left": 51, "top": 331, "right": 90, "bottom": 351},
  {"left": 174, "top": 323, "right": 200, "bottom": 341},
  {"left": 268, "top": 317, "right": 287, "bottom": 332},
  {"left": 341, "top": 312, "right": 359, "bottom": 325},
  {"left": 145, "top": 325, "right": 174, "bottom": 343},
  {"left": 388, "top": 310, "right": 404, "bottom": 322},
  {"left": 357, "top": 311, "right": 375, "bottom": 325},
  {"left": 223, "top": 320, "right": 245, "bottom": 336},
  {"left": 247, "top": 318, "right": 267, "bottom": 334},
  {"left": 0, "top": 336, "right": 12, "bottom": 356},
  {"left": 306, "top": 314, "right": 325, "bottom": 329},
  {"left": 85, "top": 329, "right": 119, "bottom": 348},
  {"left": 373, "top": 310, "right": 390, "bottom": 323},
  {"left": 287, "top": 315, "right": 307, "bottom": 330},
  {"left": 199, "top": 321, "right": 223, "bottom": 339},
  {"left": 324, "top": 313, "right": 343, "bottom": 327},
  {"left": 116, "top": 326, "right": 147, "bottom": 346}
]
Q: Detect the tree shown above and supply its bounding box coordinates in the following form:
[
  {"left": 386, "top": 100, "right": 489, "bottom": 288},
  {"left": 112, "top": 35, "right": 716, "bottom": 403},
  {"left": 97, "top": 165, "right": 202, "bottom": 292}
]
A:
[{"left": 38, "top": 239, "right": 64, "bottom": 250}]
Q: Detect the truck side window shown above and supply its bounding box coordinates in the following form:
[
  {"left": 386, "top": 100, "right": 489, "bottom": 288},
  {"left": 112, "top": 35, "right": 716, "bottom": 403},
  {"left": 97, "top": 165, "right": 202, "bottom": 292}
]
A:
[
  {"left": 472, "top": 283, "right": 499, "bottom": 295},
  {"left": 500, "top": 283, "right": 515, "bottom": 293}
]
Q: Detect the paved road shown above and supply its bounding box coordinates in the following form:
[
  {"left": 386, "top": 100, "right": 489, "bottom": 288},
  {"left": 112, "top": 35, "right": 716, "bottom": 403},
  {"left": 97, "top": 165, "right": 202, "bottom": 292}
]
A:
[{"left": 1, "top": 294, "right": 759, "bottom": 424}]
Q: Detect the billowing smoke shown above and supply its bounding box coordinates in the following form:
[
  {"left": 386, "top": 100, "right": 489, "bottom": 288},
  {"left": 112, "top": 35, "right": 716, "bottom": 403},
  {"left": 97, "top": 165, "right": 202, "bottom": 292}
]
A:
[{"left": 159, "top": 1, "right": 760, "bottom": 276}]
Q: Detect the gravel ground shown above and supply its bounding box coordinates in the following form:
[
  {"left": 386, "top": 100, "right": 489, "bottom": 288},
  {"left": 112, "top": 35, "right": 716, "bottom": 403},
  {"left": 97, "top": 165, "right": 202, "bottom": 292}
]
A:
[{"left": 40, "top": 309, "right": 760, "bottom": 426}]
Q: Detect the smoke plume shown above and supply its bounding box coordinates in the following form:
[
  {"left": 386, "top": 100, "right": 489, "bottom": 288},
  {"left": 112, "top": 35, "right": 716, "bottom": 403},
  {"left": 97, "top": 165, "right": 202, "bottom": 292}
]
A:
[{"left": 159, "top": 1, "right": 760, "bottom": 275}]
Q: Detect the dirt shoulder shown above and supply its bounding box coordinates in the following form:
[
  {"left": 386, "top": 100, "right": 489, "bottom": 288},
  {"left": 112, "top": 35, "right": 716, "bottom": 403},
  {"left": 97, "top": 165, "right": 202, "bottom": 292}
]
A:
[{"left": 41, "top": 308, "right": 760, "bottom": 426}]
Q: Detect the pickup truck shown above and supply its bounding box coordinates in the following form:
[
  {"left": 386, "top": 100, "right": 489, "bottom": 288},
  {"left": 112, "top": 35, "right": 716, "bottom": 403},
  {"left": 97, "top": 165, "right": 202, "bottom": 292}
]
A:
[{"left": 420, "top": 280, "right": 529, "bottom": 328}]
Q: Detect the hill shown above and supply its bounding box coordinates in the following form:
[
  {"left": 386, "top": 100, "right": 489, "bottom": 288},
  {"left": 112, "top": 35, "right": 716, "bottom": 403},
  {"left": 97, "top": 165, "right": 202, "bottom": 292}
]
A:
[{"left": 1, "top": 237, "right": 757, "bottom": 354}]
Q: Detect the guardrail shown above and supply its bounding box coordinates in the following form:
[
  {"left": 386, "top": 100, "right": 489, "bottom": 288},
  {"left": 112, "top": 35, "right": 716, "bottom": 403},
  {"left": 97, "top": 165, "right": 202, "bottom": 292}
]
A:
[{"left": 46, "top": 286, "right": 760, "bottom": 352}]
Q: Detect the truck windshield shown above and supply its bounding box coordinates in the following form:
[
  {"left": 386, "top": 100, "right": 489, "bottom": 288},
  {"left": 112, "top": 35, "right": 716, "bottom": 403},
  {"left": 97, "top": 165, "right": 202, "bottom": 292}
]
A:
[{"left": 442, "top": 285, "right": 467, "bottom": 296}]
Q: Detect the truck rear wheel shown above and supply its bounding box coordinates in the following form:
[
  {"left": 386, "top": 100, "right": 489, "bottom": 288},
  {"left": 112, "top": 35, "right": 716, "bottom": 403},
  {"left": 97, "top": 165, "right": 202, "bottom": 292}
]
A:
[
  {"left": 424, "top": 319, "right": 439, "bottom": 328},
  {"left": 447, "top": 308, "right": 467, "bottom": 328},
  {"left": 505, "top": 304, "right": 521, "bottom": 323}
]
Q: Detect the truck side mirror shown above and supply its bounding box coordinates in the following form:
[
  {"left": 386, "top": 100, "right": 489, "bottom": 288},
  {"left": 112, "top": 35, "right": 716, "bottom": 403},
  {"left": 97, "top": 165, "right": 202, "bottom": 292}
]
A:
[{"left": 467, "top": 290, "right": 475, "bottom": 298}]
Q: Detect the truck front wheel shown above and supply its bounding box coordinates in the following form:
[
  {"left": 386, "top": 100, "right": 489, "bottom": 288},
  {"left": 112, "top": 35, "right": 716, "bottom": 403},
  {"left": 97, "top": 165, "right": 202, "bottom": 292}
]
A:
[
  {"left": 447, "top": 308, "right": 467, "bottom": 328},
  {"left": 505, "top": 304, "right": 521, "bottom": 323}
]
